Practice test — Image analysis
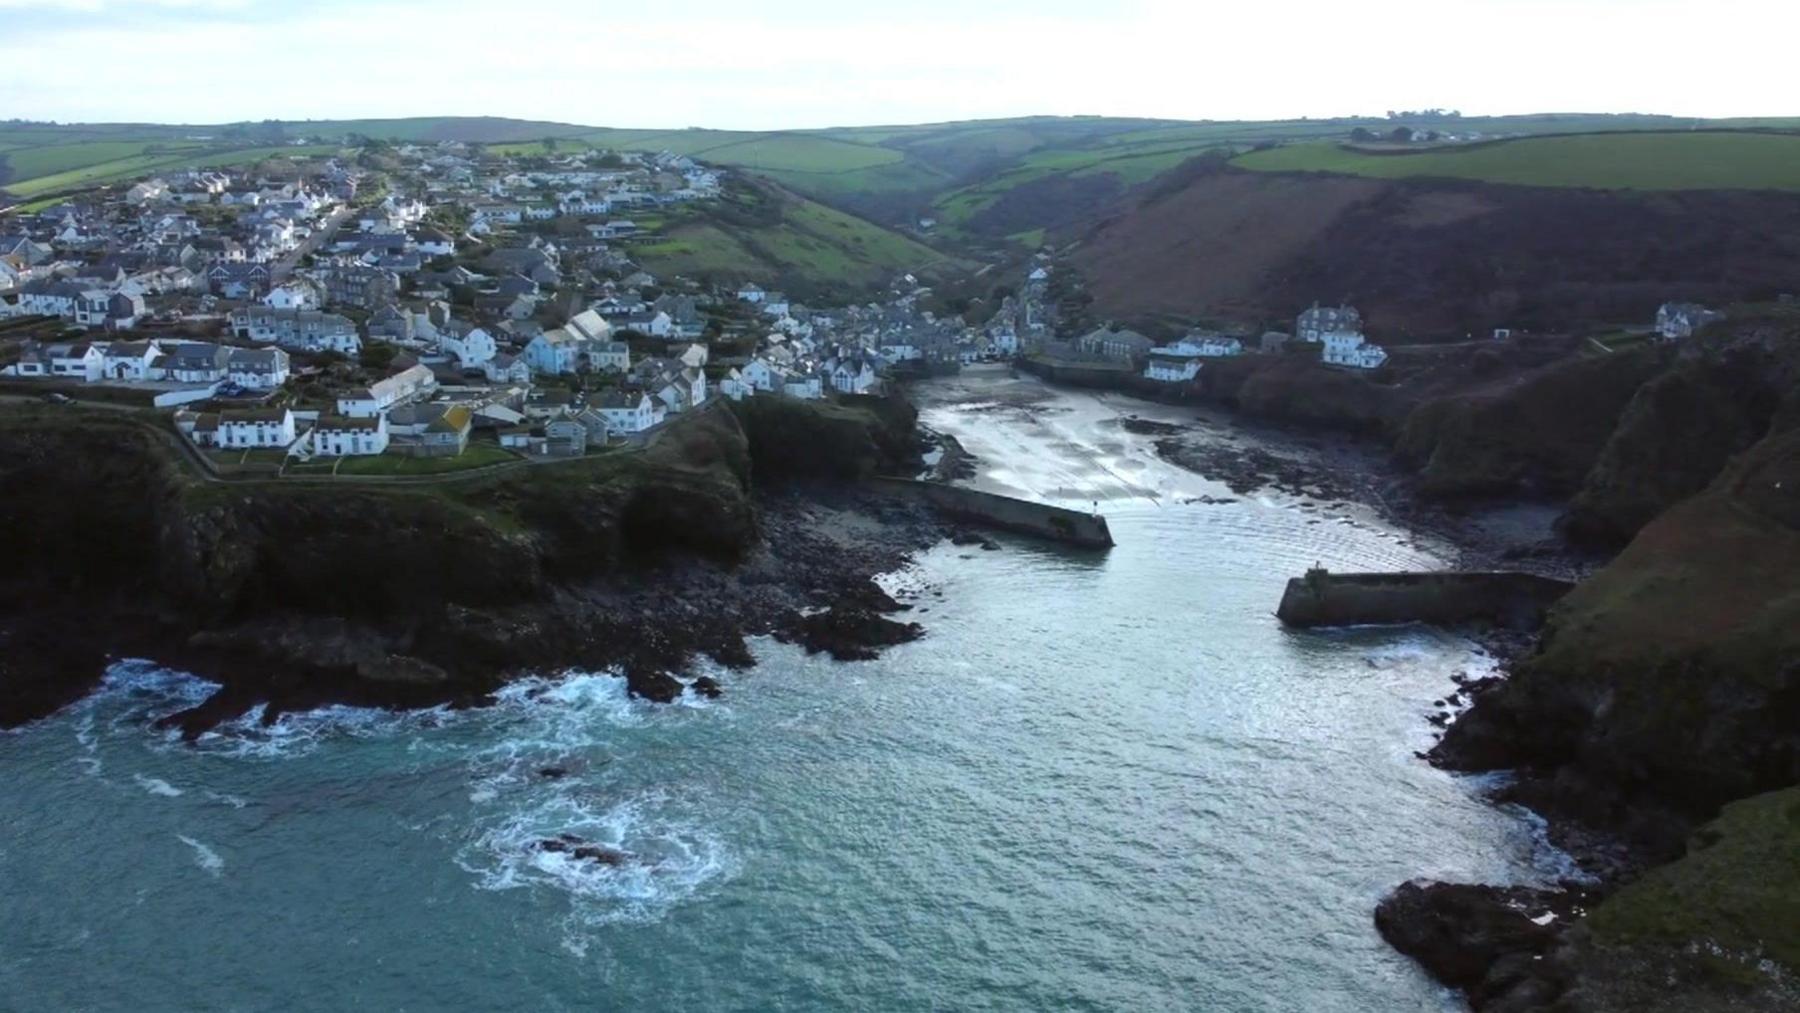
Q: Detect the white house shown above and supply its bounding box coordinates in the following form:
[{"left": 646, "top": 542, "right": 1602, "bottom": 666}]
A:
[
  {"left": 1320, "top": 330, "right": 1389, "bottom": 369},
  {"left": 827, "top": 355, "right": 878, "bottom": 394},
  {"left": 336, "top": 364, "right": 437, "bottom": 417},
  {"left": 226, "top": 347, "right": 291, "bottom": 390},
  {"left": 438, "top": 322, "right": 497, "bottom": 369},
  {"left": 1177, "top": 332, "right": 1244, "bottom": 358},
  {"left": 1655, "top": 302, "right": 1725, "bottom": 341},
  {"left": 566, "top": 308, "right": 611, "bottom": 343},
  {"left": 782, "top": 369, "right": 824, "bottom": 400},
  {"left": 264, "top": 282, "right": 320, "bottom": 311},
  {"left": 101, "top": 340, "right": 163, "bottom": 381},
  {"left": 216, "top": 408, "right": 296, "bottom": 449},
  {"left": 230, "top": 307, "right": 361, "bottom": 356},
  {"left": 1144, "top": 350, "right": 1202, "bottom": 383},
  {"left": 737, "top": 283, "right": 765, "bottom": 304},
  {"left": 310, "top": 414, "right": 390, "bottom": 456},
  {"left": 524, "top": 328, "right": 582, "bottom": 374},
  {"left": 718, "top": 367, "right": 751, "bottom": 401},
  {"left": 1297, "top": 303, "right": 1362, "bottom": 343},
  {"left": 741, "top": 357, "right": 779, "bottom": 392},
  {"left": 594, "top": 390, "right": 657, "bottom": 434}
]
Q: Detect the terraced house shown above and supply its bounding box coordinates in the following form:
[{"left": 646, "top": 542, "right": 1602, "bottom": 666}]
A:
[{"left": 229, "top": 306, "right": 362, "bottom": 355}]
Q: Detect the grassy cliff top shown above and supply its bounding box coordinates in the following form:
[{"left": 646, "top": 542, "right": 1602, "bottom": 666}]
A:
[
  {"left": 1233, "top": 131, "right": 1800, "bottom": 191},
  {"left": 1589, "top": 787, "right": 1800, "bottom": 980}
]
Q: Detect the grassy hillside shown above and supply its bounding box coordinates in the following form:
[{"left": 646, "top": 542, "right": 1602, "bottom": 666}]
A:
[
  {"left": 631, "top": 177, "right": 963, "bottom": 299},
  {"left": 1234, "top": 131, "right": 1800, "bottom": 191}
]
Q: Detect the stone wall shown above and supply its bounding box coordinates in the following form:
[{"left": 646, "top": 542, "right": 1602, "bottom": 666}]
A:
[{"left": 1277, "top": 569, "right": 1573, "bottom": 629}]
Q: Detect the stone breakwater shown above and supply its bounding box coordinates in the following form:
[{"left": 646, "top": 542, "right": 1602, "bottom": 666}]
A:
[
  {"left": 1276, "top": 569, "right": 1574, "bottom": 630},
  {"left": 867, "top": 477, "right": 1115, "bottom": 549}
]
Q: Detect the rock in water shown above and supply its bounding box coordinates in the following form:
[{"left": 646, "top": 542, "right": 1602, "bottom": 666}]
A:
[
  {"left": 1375, "top": 881, "right": 1570, "bottom": 1005},
  {"left": 690, "top": 676, "right": 723, "bottom": 699}
]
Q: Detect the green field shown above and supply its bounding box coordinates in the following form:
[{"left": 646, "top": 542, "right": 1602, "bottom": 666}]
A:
[
  {"left": 686, "top": 135, "right": 902, "bottom": 172},
  {"left": 2, "top": 144, "right": 341, "bottom": 199},
  {"left": 1233, "top": 131, "right": 1800, "bottom": 191},
  {"left": 633, "top": 179, "right": 962, "bottom": 296}
]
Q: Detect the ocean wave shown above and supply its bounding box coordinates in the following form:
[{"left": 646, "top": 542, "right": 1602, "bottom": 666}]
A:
[
  {"left": 132, "top": 773, "right": 184, "bottom": 797},
  {"left": 183, "top": 702, "right": 456, "bottom": 761},
  {"left": 457, "top": 789, "right": 733, "bottom": 939},
  {"left": 177, "top": 835, "right": 225, "bottom": 877}
]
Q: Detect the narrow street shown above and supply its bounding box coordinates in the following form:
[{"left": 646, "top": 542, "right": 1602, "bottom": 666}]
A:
[{"left": 272, "top": 203, "right": 352, "bottom": 282}]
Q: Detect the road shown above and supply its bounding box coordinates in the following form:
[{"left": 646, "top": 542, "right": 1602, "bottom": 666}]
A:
[{"left": 272, "top": 204, "right": 353, "bottom": 283}]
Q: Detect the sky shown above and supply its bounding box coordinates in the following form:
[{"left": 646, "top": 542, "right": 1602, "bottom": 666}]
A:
[{"left": 0, "top": 0, "right": 1793, "bottom": 128}]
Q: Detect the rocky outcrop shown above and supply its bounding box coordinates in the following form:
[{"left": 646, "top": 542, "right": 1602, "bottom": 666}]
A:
[
  {"left": 1384, "top": 789, "right": 1800, "bottom": 1012},
  {"left": 0, "top": 402, "right": 936, "bottom": 733},
  {"left": 1393, "top": 347, "right": 1667, "bottom": 501},
  {"left": 1563, "top": 345, "right": 1793, "bottom": 547},
  {"left": 1375, "top": 881, "right": 1586, "bottom": 1009},
  {"left": 727, "top": 391, "right": 922, "bottom": 482},
  {"left": 1435, "top": 422, "right": 1800, "bottom": 850}
]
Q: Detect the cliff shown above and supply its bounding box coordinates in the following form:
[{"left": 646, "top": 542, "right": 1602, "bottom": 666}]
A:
[
  {"left": 1563, "top": 320, "right": 1800, "bottom": 546},
  {"left": 726, "top": 391, "right": 922, "bottom": 481},
  {"left": 0, "top": 401, "right": 929, "bottom": 731},
  {"left": 1393, "top": 347, "right": 1668, "bottom": 500},
  {"left": 1436, "top": 419, "right": 1800, "bottom": 851}
]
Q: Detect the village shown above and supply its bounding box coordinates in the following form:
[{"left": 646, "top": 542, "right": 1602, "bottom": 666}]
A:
[
  {"left": 0, "top": 140, "right": 1730, "bottom": 475},
  {"left": 0, "top": 143, "right": 1002, "bottom": 472}
]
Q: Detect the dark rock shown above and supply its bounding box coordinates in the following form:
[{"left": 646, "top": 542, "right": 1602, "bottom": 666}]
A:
[
  {"left": 774, "top": 598, "right": 924, "bottom": 662},
  {"left": 535, "top": 837, "right": 630, "bottom": 866},
  {"left": 625, "top": 668, "right": 684, "bottom": 703},
  {"left": 572, "top": 845, "right": 629, "bottom": 866},
  {"left": 537, "top": 766, "right": 568, "bottom": 780},
  {"left": 1375, "top": 881, "right": 1572, "bottom": 1002},
  {"left": 690, "top": 676, "right": 723, "bottom": 699}
]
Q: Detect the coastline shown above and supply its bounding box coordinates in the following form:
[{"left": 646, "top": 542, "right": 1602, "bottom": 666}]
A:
[{"left": 997, "top": 367, "right": 1672, "bottom": 1005}]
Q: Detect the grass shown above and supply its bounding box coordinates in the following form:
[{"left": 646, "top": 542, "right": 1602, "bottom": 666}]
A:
[
  {"left": 332, "top": 443, "right": 518, "bottom": 476},
  {"left": 1233, "top": 131, "right": 1800, "bottom": 191},
  {"left": 3, "top": 144, "right": 341, "bottom": 198},
  {"left": 2, "top": 140, "right": 183, "bottom": 181},
  {"left": 688, "top": 135, "right": 902, "bottom": 173},
  {"left": 633, "top": 182, "right": 960, "bottom": 294},
  {"left": 1589, "top": 787, "right": 1800, "bottom": 980}
]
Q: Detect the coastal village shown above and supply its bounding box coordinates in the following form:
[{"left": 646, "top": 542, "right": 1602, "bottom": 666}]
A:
[{"left": 0, "top": 141, "right": 1728, "bottom": 474}]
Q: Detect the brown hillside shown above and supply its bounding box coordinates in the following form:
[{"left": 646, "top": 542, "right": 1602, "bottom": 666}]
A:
[{"left": 1070, "top": 164, "right": 1800, "bottom": 335}]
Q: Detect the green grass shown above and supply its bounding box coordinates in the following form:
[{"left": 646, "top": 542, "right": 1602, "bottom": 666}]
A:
[
  {"left": 688, "top": 135, "right": 901, "bottom": 173},
  {"left": 3, "top": 144, "right": 340, "bottom": 198},
  {"left": 1233, "top": 131, "right": 1800, "bottom": 191},
  {"left": 332, "top": 443, "right": 518, "bottom": 476},
  {"left": 1, "top": 140, "right": 182, "bottom": 181},
  {"left": 1589, "top": 787, "right": 1800, "bottom": 980}
]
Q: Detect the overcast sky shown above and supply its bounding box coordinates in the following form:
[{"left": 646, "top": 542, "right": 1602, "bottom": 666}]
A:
[{"left": 0, "top": 0, "right": 1790, "bottom": 127}]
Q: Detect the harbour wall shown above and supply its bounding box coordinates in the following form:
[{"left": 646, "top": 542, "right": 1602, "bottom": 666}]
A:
[
  {"left": 1276, "top": 569, "right": 1575, "bottom": 629},
  {"left": 869, "top": 477, "right": 1115, "bottom": 549}
]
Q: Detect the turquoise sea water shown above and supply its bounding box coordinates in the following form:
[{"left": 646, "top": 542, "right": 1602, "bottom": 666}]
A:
[{"left": 0, "top": 372, "right": 1569, "bottom": 1011}]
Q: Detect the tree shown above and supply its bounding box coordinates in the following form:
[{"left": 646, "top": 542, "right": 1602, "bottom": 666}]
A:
[
  {"left": 359, "top": 343, "right": 397, "bottom": 371},
  {"left": 1350, "top": 127, "right": 1377, "bottom": 142},
  {"left": 1389, "top": 126, "right": 1415, "bottom": 143}
]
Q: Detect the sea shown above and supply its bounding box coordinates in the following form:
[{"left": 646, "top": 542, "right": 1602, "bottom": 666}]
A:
[{"left": 0, "top": 369, "right": 1575, "bottom": 1011}]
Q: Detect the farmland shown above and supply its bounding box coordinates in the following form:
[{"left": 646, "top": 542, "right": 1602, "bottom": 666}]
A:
[
  {"left": 1, "top": 143, "right": 341, "bottom": 199},
  {"left": 632, "top": 177, "right": 963, "bottom": 299},
  {"left": 1232, "top": 131, "right": 1800, "bottom": 191}
]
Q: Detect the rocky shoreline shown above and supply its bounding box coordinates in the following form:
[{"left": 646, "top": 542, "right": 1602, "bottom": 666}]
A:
[
  {"left": 0, "top": 393, "right": 962, "bottom": 741},
  {"left": 1099, "top": 324, "right": 1800, "bottom": 1011}
]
